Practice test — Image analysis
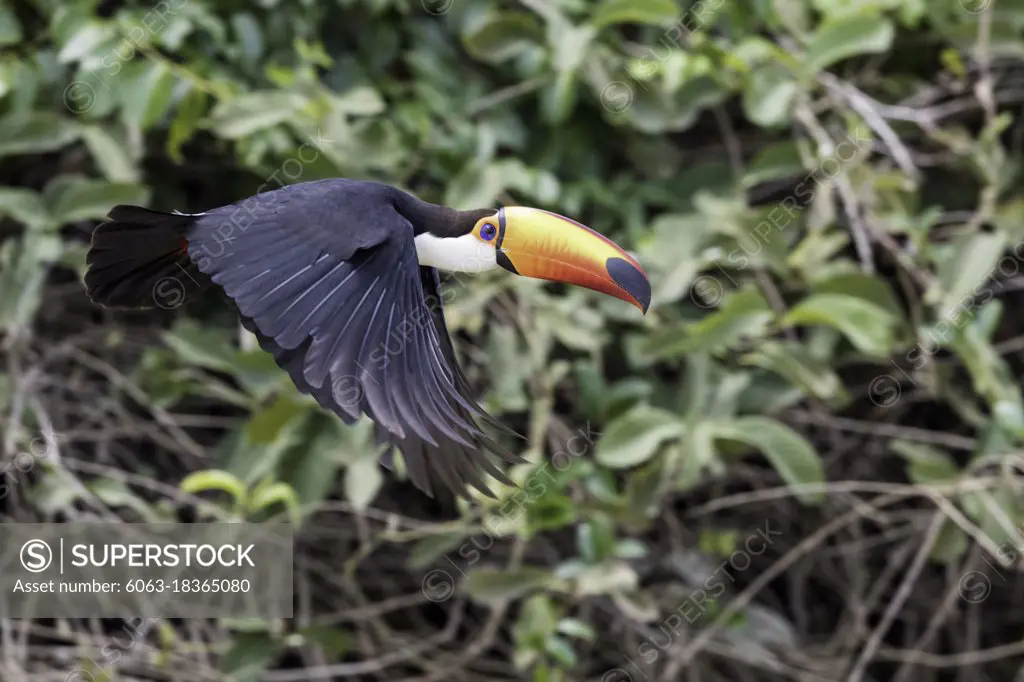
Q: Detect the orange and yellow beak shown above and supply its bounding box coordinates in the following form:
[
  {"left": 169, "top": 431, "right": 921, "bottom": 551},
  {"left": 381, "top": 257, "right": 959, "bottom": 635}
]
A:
[{"left": 493, "top": 207, "right": 650, "bottom": 313}]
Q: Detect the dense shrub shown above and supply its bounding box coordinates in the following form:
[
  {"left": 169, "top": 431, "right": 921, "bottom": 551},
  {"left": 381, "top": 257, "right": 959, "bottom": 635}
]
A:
[{"left": 2, "top": 0, "right": 1023, "bottom": 680}]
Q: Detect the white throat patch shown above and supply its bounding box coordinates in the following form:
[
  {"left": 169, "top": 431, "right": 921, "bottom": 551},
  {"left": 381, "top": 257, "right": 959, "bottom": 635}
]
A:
[{"left": 414, "top": 233, "right": 498, "bottom": 273}]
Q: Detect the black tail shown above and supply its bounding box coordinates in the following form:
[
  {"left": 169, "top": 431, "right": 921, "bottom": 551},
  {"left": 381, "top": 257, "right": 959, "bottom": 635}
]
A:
[{"left": 85, "top": 205, "right": 210, "bottom": 309}]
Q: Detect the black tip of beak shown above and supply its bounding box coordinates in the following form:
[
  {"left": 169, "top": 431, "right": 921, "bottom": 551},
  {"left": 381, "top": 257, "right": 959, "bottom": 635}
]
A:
[{"left": 607, "top": 257, "right": 651, "bottom": 314}]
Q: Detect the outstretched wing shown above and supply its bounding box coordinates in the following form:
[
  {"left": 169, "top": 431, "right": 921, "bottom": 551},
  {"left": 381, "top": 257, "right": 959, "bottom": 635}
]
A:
[
  {"left": 186, "top": 180, "right": 522, "bottom": 497},
  {"left": 370, "top": 266, "right": 523, "bottom": 497}
]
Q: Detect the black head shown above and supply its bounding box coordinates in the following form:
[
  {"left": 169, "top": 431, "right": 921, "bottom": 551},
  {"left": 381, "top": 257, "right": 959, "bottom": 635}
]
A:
[
  {"left": 389, "top": 188, "right": 496, "bottom": 238},
  {"left": 432, "top": 207, "right": 496, "bottom": 238}
]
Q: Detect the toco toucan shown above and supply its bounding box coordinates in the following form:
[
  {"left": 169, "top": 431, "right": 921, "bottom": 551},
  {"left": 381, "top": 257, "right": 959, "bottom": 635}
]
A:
[{"left": 85, "top": 179, "right": 650, "bottom": 498}]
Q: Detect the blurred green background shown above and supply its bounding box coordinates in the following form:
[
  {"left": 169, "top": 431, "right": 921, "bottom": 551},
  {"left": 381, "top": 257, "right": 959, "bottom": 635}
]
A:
[{"left": 3, "top": 0, "right": 1024, "bottom": 680}]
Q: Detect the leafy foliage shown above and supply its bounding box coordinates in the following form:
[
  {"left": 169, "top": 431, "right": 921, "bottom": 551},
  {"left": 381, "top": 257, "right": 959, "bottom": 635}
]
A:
[{"left": 3, "top": 0, "right": 1024, "bottom": 680}]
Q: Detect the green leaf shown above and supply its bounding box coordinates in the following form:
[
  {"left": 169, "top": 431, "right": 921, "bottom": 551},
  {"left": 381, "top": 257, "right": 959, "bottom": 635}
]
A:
[
  {"left": 544, "top": 635, "right": 577, "bottom": 667},
  {"left": 0, "top": 1, "right": 22, "bottom": 46},
  {"left": 0, "top": 111, "right": 80, "bottom": 158},
  {"left": 247, "top": 480, "right": 302, "bottom": 524},
  {"left": 179, "top": 469, "right": 247, "bottom": 506},
  {"left": 929, "top": 519, "right": 968, "bottom": 564},
  {"left": 769, "top": 0, "right": 811, "bottom": 34},
  {"left": 47, "top": 178, "right": 148, "bottom": 225},
  {"left": 699, "top": 528, "right": 739, "bottom": 556},
  {"left": 646, "top": 289, "right": 774, "bottom": 357},
  {"left": 961, "top": 485, "right": 1023, "bottom": 550},
  {"left": 231, "top": 12, "right": 265, "bottom": 63},
  {"left": 168, "top": 87, "right": 208, "bottom": 163},
  {"left": 445, "top": 160, "right": 507, "bottom": 209},
  {"left": 345, "top": 455, "right": 383, "bottom": 511},
  {"left": 28, "top": 472, "right": 82, "bottom": 514},
  {"left": 0, "top": 234, "right": 58, "bottom": 331},
  {"left": 462, "top": 11, "right": 542, "bottom": 63},
  {"left": 624, "top": 75, "right": 725, "bottom": 134},
  {"left": 596, "top": 404, "right": 684, "bottom": 469},
  {"left": 526, "top": 492, "right": 580, "bottom": 534},
  {"left": 570, "top": 560, "right": 638, "bottom": 596},
  {"left": 0, "top": 187, "right": 51, "bottom": 231},
  {"left": 742, "top": 141, "right": 803, "bottom": 187},
  {"left": 160, "top": 320, "right": 238, "bottom": 373},
  {"left": 711, "top": 417, "right": 825, "bottom": 504},
  {"left": 278, "top": 421, "right": 344, "bottom": 506},
  {"left": 590, "top": 0, "right": 679, "bottom": 28},
  {"left": 550, "top": 24, "right": 595, "bottom": 73},
  {"left": 805, "top": 16, "right": 894, "bottom": 72},
  {"left": 0, "top": 59, "right": 15, "bottom": 100},
  {"left": 246, "top": 395, "right": 305, "bottom": 445},
  {"left": 464, "top": 568, "right": 556, "bottom": 605},
  {"left": 576, "top": 514, "right": 616, "bottom": 563},
  {"left": 88, "top": 478, "right": 159, "bottom": 520},
  {"left": 784, "top": 293, "right": 896, "bottom": 357},
  {"left": 743, "top": 66, "right": 798, "bottom": 128},
  {"left": 331, "top": 86, "right": 386, "bottom": 116},
  {"left": 486, "top": 323, "right": 530, "bottom": 411},
  {"left": 121, "top": 61, "right": 176, "bottom": 130},
  {"left": 993, "top": 400, "right": 1024, "bottom": 438},
  {"left": 407, "top": 532, "right": 470, "bottom": 570},
  {"left": 296, "top": 625, "right": 353, "bottom": 659},
  {"left": 57, "top": 21, "right": 116, "bottom": 62},
  {"left": 741, "top": 341, "right": 848, "bottom": 405},
  {"left": 891, "top": 441, "right": 960, "bottom": 484},
  {"left": 625, "top": 452, "right": 671, "bottom": 516},
  {"left": 233, "top": 410, "right": 307, "bottom": 485},
  {"left": 81, "top": 125, "right": 139, "bottom": 182},
  {"left": 935, "top": 232, "right": 1005, "bottom": 323},
  {"left": 516, "top": 594, "right": 558, "bottom": 645},
  {"left": 810, "top": 272, "right": 904, "bottom": 318},
  {"left": 945, "top": 306, "right": 1024, "bottom": 412},
  {"left": 219, "top": 632, "right": 280, "bottom": 682},
  {"left": 444, "top": 158, "right": 555, "bottom": 209},
  {"left": 556, "top": 618, "right": 596, "bottom": 641},
  {"left": 542, "top": 66, "right": 579, "bottom": 124},
  {"left": 207, "top": 91, "right": 305, "bottom": 139},
  {"left": 972, "top": 300, "right": 1003, "bottom": 342}
]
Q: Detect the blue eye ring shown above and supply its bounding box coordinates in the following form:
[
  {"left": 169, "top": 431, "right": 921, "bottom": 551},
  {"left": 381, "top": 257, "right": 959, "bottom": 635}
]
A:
[{"left": 480, "top": 223, "right": 497, "bottom": 241}]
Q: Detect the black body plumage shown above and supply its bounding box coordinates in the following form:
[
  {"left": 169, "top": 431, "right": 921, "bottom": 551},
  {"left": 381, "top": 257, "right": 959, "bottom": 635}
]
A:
[{"left": 85, "top": 179, "right": 522, "bottom": 498}]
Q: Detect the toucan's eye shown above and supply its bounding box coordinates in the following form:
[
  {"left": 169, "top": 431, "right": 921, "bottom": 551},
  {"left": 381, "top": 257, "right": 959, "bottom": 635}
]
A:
[{"left": 480, "top": 223, "right": 497, "bottom": 241}]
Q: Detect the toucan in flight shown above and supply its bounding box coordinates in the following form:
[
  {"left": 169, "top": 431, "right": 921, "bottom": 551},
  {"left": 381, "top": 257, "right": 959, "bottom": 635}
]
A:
[{"left": 85, "top": 179, "right": 650, "bottom": 498}]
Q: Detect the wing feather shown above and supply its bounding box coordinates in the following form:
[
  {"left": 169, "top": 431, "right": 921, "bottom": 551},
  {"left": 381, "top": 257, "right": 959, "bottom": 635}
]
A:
[{"left": 186, "top": 181, "right": 523, "bottom": 497}]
